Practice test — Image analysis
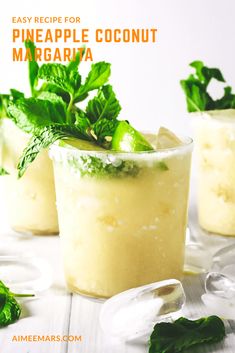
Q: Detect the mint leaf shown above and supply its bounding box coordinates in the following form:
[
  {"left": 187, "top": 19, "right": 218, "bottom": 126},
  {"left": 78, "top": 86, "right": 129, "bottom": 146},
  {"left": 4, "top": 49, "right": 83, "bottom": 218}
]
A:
[
  {"left": 0, "top": 167, "right": 9, "bottom": 176},
  {"left": 38, "top": 61, "right": 112, "bottom": 124},
  {"left": 75, "top": 62, "right": 111, "bottom": 102},
  {"left": 86, "top": 84, "right": 121, "bottom": 123},
  {"left": 190, "top": 61, "right": 225, "bottom": 85},
  {"left": 180, "top": 80, "right": 210, "bottom": 112},
  {"left": 66, "top": 49, "right": 84, "bottom": 73},
  {"left": 0, "top": 94, "right": 10, "bottom": 118},
  {"left": 0, "top": 280, "right": 34, "bottom": 327},
  {"left": 67, "top": 154, "right": 140, "bottom": 178},
  {"left": 37, "top": 91, "right": 67, "bottom": 106},
  {"left": 8, "top": 97, "right": 67, "bottom": 133},
  {"left": 17, "top": 124, "right": 91, "bottom": 177},
  {"left": 149, "top": 316, "right": 225, "bottom": 353},
  {"left": 0, "top": 293, "right": 21, "bottom": 327},
  {"left": 38, "top": 62, "right": 82, "bottom": 124},
  {"left": 93, "top": 118, "right": 119, "bottom": 145},
  {"left": 38, "top": 82, "right": 71, "bottom": 104},
  {"left": 25, "top": 40, "right": 39, "bottom": 96},
  {"left": 212, "top": 86, "right": 235, "bottom": 110},
  {"left": 38, "top": 63, "right": 80, "bottom": 96},
  {"left": 155, "top": 161, "right": 169, "bottom": 171},
  {"left": 74, "top": 111, "right": 91, "bottom": 135},
  {"left": 76, "top": 84, "right": 121, "bottom": 146},
  {"left": 10, "top": 89, "right": 24, "bottom": 101},
  {"left": 181, "top": 61, "right": 235, "bottom": 112}
]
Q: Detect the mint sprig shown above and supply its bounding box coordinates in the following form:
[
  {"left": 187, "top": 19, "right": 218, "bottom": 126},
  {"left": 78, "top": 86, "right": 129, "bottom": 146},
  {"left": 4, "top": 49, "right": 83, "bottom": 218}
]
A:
[
  {"left": 149, "top": 315, "right": 225, "bottom": 353},
  {"left": 86, "top": 84, "right": 121, "bottom": 122},
  {"left": 11, "top": 82, "right": 122, "bottom": 177},
  {"left": 38, "top": 61, "right": 111, "bottom": 122},
  {"left": 8, "top": 96, "right": 67, "bottom": 134},
  {"left": 17, "top": 124, "right": 91, "bottom": 177},
  {"left": 180, "top": 61, "right": 235, "bottom": 112},
  {"left": 0, "top": 280, "right": 34, "bottom": 327}
]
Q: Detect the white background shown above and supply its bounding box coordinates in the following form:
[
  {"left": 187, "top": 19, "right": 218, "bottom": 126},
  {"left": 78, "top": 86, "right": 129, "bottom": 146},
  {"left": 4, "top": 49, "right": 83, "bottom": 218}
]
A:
[{"left": 0, "top": 0, "right": 235, "bottom": 136}]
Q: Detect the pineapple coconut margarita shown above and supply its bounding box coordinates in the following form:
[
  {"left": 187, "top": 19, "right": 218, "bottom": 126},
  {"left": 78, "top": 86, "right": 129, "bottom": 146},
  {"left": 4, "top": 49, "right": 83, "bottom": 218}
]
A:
[
  {"left": 0, "top": 42, "right": 192, "bottom": 298},
  {"left": 181, "top": 61, "right": 235, "bottom": 236}
]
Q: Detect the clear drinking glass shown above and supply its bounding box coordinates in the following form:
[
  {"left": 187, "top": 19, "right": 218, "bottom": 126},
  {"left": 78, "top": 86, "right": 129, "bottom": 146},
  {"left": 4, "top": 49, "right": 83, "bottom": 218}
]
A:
[
  {"left": 193, "top": 109, "right": 235, "bottom": 236},
  {"left": 1, "top": 118, "right": 58, "bottom": 235},
  {"left": 50, "top": 135, "right": 192, "bottom": 298}
]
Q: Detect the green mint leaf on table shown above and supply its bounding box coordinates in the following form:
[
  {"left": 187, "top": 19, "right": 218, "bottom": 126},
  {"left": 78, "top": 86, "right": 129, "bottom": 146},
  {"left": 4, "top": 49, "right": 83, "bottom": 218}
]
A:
[
  {"left": 8, "top": 97, "right": 67, "bottom": 133},
  {"left": 180, "top": 60, "right": 235, "bottom": 112},
  {"left": 17, "top": 124, "right": 91, "bottom": 177},
  {"left": 0, "top": 293, "right": 21, "bottom": 327},
  {"left": 0, "top": 280, "right": 34, "bottom": 327},
  {"left": 0, "top": 167, "right": 9, "bottom": 176},
  {"left": 25, "top": 40, "right": 39, "bottom": 96},
  {"left": 149, "top": 315, "right": 225, "bottom": 353}
]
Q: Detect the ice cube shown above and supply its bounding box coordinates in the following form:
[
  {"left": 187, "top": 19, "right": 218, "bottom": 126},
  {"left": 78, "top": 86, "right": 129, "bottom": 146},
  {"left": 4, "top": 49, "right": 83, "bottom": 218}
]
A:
[
  {"left": 99, "top": 279, "right": 185, "bottom": 341},
  {"left": 203, "top": 264, "right": 235, "bottom": 319},
  {"left": 0, "top": 255, "right": 53, "bottom": 292},
  {"left": 201, "top": 293, "right": 235, "bottom": 319},
  {"left": 212, "top": 243, "right": 235, "bottom": 272},
  {"left": 221, "top": 264, "right": 235, "bottom": 280},
  {"left": 205, "top": 272, "right": 235, "bottom": 299},
  {"left": 201, "top": 243, "right": 235, "bottom": 319}
]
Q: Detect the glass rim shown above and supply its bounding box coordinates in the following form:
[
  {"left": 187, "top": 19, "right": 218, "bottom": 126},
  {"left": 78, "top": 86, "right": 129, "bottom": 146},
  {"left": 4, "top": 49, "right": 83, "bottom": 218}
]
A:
[
  {"left": 50, "top": 135, "right": 193, "bottom": 158},
  {"left": 190, "top": 109, "right": 235, "bottom": 124}
]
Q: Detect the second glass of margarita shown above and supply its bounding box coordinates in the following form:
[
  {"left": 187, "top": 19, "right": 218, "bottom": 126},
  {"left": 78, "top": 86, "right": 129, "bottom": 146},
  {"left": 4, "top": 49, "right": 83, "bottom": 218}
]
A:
[
  {"left": 193, "top": 109, "right": 235, "bottom": 236},
  {"left": 50, "top": 132, "right": 192, "bottom": 298},
  {"left": 1, "top": 119, "right": 59, "bottom": 235}
]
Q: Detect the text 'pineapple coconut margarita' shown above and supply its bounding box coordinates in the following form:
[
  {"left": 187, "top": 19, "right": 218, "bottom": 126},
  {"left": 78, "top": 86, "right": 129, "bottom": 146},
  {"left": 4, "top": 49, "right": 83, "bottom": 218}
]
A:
[
  {"left": 193, "top": 110, "right": 235, "bottom": 236},
  {"left": 50, "top": 127, "right": 192, "bottom": 298},
  {"left": 1, "top": 119, "right": 58, "bottom": 235}
]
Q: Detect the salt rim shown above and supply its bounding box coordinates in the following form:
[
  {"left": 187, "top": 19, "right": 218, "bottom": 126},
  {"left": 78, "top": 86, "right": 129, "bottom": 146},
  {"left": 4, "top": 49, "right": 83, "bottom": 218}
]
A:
[
  {"left": 191, "top": 109, "right": 235, "bottom": 125},
  {"left": 49, "top": 135, "right": 193, "bottom": 165}
]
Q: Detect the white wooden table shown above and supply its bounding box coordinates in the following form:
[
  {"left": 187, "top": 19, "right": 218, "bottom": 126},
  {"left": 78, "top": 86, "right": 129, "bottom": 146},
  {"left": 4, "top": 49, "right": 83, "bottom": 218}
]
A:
[{"left": 0, "top": 204, "right": 235, "bottom": 353}]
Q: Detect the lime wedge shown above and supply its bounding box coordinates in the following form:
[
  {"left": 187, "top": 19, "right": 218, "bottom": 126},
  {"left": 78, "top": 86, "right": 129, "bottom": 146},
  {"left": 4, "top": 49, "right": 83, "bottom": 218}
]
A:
[
  {"left": 156, "top": 127, "right": 183, "bottom": 149},
  {"left": 112, "top": 121, "right": 154, "bottom": 152},
  {"left": 59, "top": 138, "right": 105, "bottom": 151}
]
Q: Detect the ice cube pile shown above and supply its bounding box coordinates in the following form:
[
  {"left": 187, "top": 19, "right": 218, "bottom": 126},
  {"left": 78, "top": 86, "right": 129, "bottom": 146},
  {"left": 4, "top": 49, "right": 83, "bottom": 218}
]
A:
[{"left": 202, "top": 243, "right": 235, "bottom": 319}]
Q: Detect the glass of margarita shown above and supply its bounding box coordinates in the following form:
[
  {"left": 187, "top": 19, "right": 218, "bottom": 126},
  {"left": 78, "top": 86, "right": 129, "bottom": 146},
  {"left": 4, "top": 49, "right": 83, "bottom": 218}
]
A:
[
  {"left": 50, "top": 133, "right": 192, "bottom": 298},
  {"left": 1, "top": 118, "right": 58, "bottom": 235},
  {"left": 193, "top": 109, "right": 235, "bottom": 236}
]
